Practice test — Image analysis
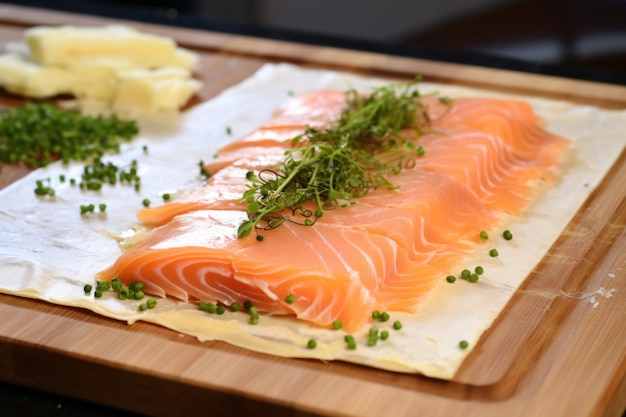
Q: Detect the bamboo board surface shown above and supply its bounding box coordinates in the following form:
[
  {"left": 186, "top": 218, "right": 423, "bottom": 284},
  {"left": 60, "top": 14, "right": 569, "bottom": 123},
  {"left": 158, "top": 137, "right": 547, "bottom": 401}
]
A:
[{"left": 0, "top": 5, "right": 625, "bottom": 417}]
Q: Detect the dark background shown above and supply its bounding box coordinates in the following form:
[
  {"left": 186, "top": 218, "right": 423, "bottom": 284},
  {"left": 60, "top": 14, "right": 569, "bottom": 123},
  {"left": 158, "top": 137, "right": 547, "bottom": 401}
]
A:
[
  {"left": 1, "top": 0, "right": 625, "bottom": 415},
  {"left": 4, "top": 0, "right": 626, "bottom": 84}
]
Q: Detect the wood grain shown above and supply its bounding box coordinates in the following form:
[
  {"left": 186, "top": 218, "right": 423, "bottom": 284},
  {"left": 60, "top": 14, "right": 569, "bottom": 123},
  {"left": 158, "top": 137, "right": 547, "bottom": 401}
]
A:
[{"left": 0, "top": 5, "right": 624, "bottom": 417}]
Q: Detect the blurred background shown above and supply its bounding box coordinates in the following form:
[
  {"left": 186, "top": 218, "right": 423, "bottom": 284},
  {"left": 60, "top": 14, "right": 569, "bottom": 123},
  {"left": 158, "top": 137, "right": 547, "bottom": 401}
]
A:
[{"left": 7, "top": 0, "right": 626, "bottom": 83}]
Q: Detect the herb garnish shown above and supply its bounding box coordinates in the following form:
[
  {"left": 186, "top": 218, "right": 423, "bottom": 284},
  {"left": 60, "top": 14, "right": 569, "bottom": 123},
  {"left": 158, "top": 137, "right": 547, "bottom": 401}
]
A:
[
  {"left": 0, "top": 102, "right": 138, "bottom": 168},
  {"left": 238, "top": 77, "right": 441, "bottom": 238}
]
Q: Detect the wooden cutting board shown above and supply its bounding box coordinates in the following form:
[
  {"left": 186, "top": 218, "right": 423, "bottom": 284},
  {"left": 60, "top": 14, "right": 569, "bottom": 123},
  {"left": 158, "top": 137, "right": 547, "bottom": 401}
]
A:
[{"left": 0, "top": 5, "right": 625, "bottom": 417}]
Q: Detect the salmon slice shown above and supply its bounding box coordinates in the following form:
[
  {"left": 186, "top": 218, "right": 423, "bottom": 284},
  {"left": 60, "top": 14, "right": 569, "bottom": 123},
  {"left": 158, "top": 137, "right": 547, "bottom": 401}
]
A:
[
  {"left": 412, "top": 127, "right": 547, "bottom": 215},
  {"left": 426, "top": 97, "right": 569, "bottom": 166},
  {"left": 356, "top": 169, "right": 499, "bottom": 242},
  {"left": 137, "top": 166, "right": 250, "bottom": 227},
  {"left": 204, "top": 145, "right": 289, "bottom": 176},
  {"left": 215, "top": 90, "right": 347, "bottom": 155},
  {"left": 100, "top": 210, "right": 272, "bottom": 308},
  {"left": 233, "top": 216, "right": 462, "bottom": 330}
]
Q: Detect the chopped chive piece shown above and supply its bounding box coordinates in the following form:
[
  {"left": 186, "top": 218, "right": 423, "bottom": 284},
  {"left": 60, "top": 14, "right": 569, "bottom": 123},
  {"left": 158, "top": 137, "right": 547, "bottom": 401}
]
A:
[
  {"left": 83, "top": 284, "right": 93, "bottom": 294},
  {"left": 118, "top": 287, "right": 129, "bottom": 299},
  {"left": 416, "top": 146, "right": 425, "bottom": 156},
  {"left": 146, "top": 299, "right": 157, "bottom": 309},
  {"left": 371, "top": 310, "right": 381, "bottom": 319},
  {"left": 479, "top": 230, "right": 488, "bottom": 240},
  {"left": 446, "top": 275, "right": 456, "bottom": 283},
  {"left": 94, "top": 290, "right": 103, "bottom": 298},
  {"left": 474, "top": 266, "right": 484, "bottom": 275},
  {"left": 96, "top": 280, "right": 110, "bottom": 292},
  {"left": 226, "top": 126, "right": 232, "bottom": 135},
  {"left": 393, "top": 320, "right": 402, "bottom": 330},
  {"left": 503, "top": 229, "right": 513, "bottom": 240},
  {"left": 230, "top": 302, "right": 240, "bottom": 312},
  {"left": 332, "top": 319, "right": 342, "bottom": 330},
  {"left": 142, "top": 198, "right": 151, "bottom": 207},
  {"left": 162, "top": 193, "right": 171, "bottom": 201},
  {"left": 111, "top": 277, "right": 122, "bottom": 291},
  {"left": 459, "top": 340, "right": 469, "bottom": 349},
  {"left": 138, "top": 303, "right": 148, "bottom": 311},
  {"left": 380, "top": 330, "right": 389, "bottom": 340},
  {"left": 344, "top": 335, "right": 356, "bottom": 350},
  {"left": 134, "top": 290, "right": 145, "bottom": 300},
  {"left": 285, "top": 294, "right": 296, "bottom": 304},
  {"left": 216, "top": 305, "right": 226, "bottom": 315},
  {"left": 379, "top": 312, "right": 390, "bottom": 322},
  {"left": 307, "top": 339, "right": 317, "bottom": 349},
  {"left": 98, "top": 203, "right": 107, "bottom": 212},
  {"left": 461, "top": 269, "right": 471, "bottom": 279},
  {"left": 469, "top": 273, "right": 479, "bottom": 283},
  {"left": 489, "top": 248, "right": 499, "bottom": 257}
]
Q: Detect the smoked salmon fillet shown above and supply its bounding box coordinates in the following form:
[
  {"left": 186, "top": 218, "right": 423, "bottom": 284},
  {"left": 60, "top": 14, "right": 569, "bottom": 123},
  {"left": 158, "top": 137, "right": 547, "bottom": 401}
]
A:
[{"left": 102, "top": 86, "right": 570, "bottom": 332}]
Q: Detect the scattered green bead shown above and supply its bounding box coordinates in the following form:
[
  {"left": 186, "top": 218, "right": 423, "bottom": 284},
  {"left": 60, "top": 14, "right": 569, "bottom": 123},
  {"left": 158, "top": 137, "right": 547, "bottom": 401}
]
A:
[
  {"left": 332, "top": 320, "right": 342, "bottom": 330},
  {"left": 230, "top": 302, "right": 240, "bottom": 312},
  {"left": 479, "top": 230, "right": 488, "bottom": 240},
  {"left": 446, "top": 275, "right": 456, "bottom": 283},
  {"left": 380, "top": 330, "right": 389, "bottom": 340},
  {"left": 459, "top": 340, "right": 469, "bottom": 349},
  {"left": 344, "top": 335, "right": 357, "bottom": 350},
  {"left": 307, "top": 339, "right": 317, "bottom": 349},
  {"left": 142, "top": 198, "right": 151, "bottom": 207},
  {"left": 285, "top": 294, "right": 296, "bottom": 304},
  {"left": 503, "top": 230, "right": 513, "bottom": 240},
  {"left": 469, "top": 273, "right": 479, "bottom": 283},
  {"left": 489, "top": 249, "right": 499, "bottom": 257},
  {"left": 393, "top": 320, "right": 402, "bottom": 330},
  {"left": 83, "top": 284, "right": 93, "bottom": 294},
  {"left": 474, "top": 266, "right": 484, "bottom": 275}
]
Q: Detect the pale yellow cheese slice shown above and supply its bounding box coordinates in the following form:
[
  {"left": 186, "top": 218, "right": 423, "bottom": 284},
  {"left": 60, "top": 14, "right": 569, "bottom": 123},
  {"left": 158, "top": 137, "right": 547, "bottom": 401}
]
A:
[{"left": 25, "top": 25, "right": 198, "bottom": 70}]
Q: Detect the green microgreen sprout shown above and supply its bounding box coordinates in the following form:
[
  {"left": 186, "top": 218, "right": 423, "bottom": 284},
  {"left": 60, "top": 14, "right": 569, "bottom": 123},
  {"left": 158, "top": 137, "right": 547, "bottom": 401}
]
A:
[{"left": 237, "top": 77, "right": 443, "bottom": 239}]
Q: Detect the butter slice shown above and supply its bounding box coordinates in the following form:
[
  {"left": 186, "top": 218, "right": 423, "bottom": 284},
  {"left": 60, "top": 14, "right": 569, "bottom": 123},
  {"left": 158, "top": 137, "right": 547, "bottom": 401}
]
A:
[
  {"left": 0, "top": 53, "right": 74, "bottom": 98},
  {"left": 25, "top": 25, "right": 197, "bottom": 70},
  {"left": 114, "top": 67, "right": 202, "bottom": 115}
]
